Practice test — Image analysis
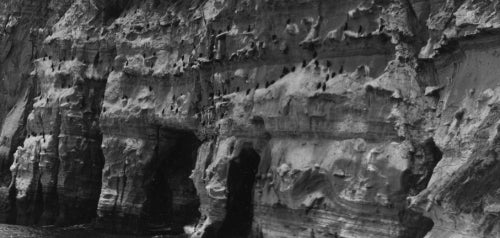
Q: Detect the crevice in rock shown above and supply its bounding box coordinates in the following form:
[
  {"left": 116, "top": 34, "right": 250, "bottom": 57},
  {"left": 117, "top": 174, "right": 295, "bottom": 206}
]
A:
[
  {"left": 101, "top": 0, "right": 131, "bottom": 26},
  {"left": 142, "top": 152, "right": 172, "bottom": 233},
  {"left": 142, "top": 129, "right": 201, "bottom": 236},
  {"left": 4, "top": 74, "right": 40, "bottom": 224},
  {"left": 403, "top": 138, "right": 443, "bottom": 195},
  {"left": 218, "top": 145, "right": 260, "bottom": 238},
  {"left": 119, "top": 163, "right": 127, "bottom": 208},
  {"left": 400, "top": 138, "right": 443, "bottom": 237}
]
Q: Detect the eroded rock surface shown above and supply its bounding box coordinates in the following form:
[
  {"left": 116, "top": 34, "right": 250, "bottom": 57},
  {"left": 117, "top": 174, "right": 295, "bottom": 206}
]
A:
[{"left": 0, "top": 0, "right": 499, "bottom": 237}]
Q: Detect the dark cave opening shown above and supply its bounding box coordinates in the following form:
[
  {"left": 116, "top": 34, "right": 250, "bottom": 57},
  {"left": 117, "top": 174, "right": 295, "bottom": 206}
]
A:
[
  {"left": 143, "top": 158, "right": 172, "bottom": 231},
  {"left": 400, "top": 138, "right": 442, "bottom": 238},
  {"left": 101, "top": 1, "right": 130, "bottom": 26},
  {"left": 142, "top": 130, "right": 201, "bottom": 235},
  {"left": 402, "top": 138, "right": 443, "bottom": 195},
  {"left": 218, "top": 145, "right": 260, "bottom": 238}
]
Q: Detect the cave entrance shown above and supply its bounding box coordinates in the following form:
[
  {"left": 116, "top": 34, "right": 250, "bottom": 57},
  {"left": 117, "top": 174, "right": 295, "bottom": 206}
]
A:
[
  {"left": 219, "top": 145, "right": 261, "bottom": 238},
  {"left": 142, "top": 130, "right": 201, "bottom": 235},
  {"left": 400, "top": 138, "right": 442, "bottom": 237}
]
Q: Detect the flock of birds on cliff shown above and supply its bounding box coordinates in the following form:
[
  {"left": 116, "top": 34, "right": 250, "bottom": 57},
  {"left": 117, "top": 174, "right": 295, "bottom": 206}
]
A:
[{"left": 21, "top": 6, "right": 383, "bottom": 135}]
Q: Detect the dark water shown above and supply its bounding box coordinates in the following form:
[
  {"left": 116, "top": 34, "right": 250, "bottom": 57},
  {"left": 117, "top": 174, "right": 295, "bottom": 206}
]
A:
[{"left": 0, "top": 224, "right": 187, "bottom": 238}]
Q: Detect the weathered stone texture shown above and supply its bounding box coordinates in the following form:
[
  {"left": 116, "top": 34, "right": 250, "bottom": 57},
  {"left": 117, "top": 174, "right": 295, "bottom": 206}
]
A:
[{"left": 0, "top": 0, "right": 500, "bottom": 238}]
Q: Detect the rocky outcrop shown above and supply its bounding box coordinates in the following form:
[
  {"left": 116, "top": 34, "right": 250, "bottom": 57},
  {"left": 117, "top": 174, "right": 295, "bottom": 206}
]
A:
[{"left": 1, "top": 0, "right": 500, "bottom": 238}]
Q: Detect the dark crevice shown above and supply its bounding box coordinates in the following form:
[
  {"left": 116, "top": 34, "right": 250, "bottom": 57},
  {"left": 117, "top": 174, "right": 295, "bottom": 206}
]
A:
[
  {"left": 403, "top": 138, "right": 443, "bottom": 195},
  {"left": 101, "top": 1, "right": 130, "bottom": 26},
  {"left": 5, "top": 74, "right": 40, "bottom": 225},
  {"left": 217, "top": 145, "right": 260, "bottom": 238},
  {"left": 141, "top": 129, "right": 201, "bottom": 236},
  {"left": 400, "top": 138, "right": 442, "bottom": 238}
]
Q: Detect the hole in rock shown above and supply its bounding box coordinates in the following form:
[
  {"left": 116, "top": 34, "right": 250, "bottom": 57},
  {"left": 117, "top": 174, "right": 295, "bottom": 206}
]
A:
[
  {"left": 142, "top": 130, "right": 201, "bottom": 235},
  {"left": 218, "top": 145, "right": 260, "bottom": 238},
  {"left": 93, "top": 52, "right": 100, "bottom": 66},
  {"left": 102, "top": 1, "right": 129, "bottom": 26},
  {"left": 400, "top": 138, "right": 441, "bottom": 237},
  {"left": 402, "top": 138, "right": 442, "bottom": 195}
]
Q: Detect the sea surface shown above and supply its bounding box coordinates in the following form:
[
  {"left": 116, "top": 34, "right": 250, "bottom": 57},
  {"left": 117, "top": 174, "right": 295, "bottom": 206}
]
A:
[{"left": 0, "top": 224, "right": 187, "bottom": 238}]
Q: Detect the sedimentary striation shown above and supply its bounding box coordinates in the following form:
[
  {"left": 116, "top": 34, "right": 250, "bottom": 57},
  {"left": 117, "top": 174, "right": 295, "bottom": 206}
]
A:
[{"left": 0, "top": 0, "right": 499, "bottom": 237}]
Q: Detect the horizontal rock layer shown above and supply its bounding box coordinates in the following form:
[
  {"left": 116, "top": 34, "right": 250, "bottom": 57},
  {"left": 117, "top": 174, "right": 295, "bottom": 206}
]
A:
[{"left": 0, "top": 0, "right": 498, "bottom": 238}]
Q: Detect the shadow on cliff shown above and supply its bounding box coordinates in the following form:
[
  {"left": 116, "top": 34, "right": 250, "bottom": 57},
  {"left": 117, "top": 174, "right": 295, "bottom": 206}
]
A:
[
  {"left": 204, "top": 145, "right": 260, "bottom": 238},
  {"left": 141, "top": 130, "right": 202, "bottom": 236},
  {"left": 400, "top": 138, "right": 442, "bottom": 238}
]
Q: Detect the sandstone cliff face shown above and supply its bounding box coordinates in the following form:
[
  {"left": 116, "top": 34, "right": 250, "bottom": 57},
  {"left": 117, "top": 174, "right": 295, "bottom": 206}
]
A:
[{"left": 0, "top": 0, "right": 499, "bottom": 237}]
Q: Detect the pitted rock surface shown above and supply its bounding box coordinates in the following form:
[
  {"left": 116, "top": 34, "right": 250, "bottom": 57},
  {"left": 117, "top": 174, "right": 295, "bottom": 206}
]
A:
[{"left": 0, "top": 0, "right": 499, "bottom": 238}]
